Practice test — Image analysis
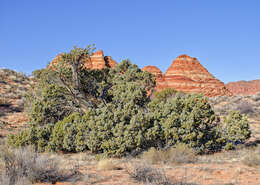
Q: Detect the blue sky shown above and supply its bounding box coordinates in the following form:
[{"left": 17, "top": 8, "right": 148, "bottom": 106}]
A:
[{"left": 0, "top": 0, "right": 259, "bottom": 83}]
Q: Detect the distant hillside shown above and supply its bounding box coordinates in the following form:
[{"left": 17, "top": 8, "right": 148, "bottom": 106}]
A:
[
  {"left": 226, "top": 80, "right": 260, "bottom": 95},
  {"left": 0, "top": 69, "right": 35, "bottom": 137}
]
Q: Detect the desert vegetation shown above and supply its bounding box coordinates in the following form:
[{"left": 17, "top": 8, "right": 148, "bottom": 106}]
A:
[
  {"left": 1, "top": 46, "right": 258, "bottom": 184},
  {"left": 0, "top": 140, "right": 81, "bottom": 185},
  {"left": 7, "top": 46, "right": 252, "bottom": 158}
]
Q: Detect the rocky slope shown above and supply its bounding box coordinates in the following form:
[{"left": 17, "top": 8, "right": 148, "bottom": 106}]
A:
[
  {"left": 143, "top": 54, "right": 232, "bottom": 97},
  {"left": 226, "top": 80, "right": 260, "bottom": 95},
  {"left": 0, "top": 69, "right": 34, "bottom": 137}
]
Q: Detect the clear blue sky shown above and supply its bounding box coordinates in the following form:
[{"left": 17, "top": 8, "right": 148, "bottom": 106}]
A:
[{"left": 1, "top": 0, "right": 259, "bottom": 83}]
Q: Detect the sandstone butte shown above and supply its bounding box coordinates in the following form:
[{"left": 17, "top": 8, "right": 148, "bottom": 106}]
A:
[
  {"left": 49, "top": 50, "right": 117, "bottom": 70},
  {"left": 142, "top": 54, "right": 233, "bottom": 97},
  {"left": 50, "top": 51, "right": 232, "bottom": 97},
  {"left": 226, "top": 80, "right": 260, "bottom": 95}
]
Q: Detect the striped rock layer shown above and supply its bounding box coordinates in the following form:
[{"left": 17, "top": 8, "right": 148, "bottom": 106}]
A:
[
  {"left": 226, "top": 80, "right": 260, "bottom": 95},
  {"left": 143, "top": 55, "right": 232, "bottom": 97},
  {"left": 84, "top": 50, "right": 117, "bottom": 69},
  {"left": 50, "top": 50, "right": 117, "bottom": 70}
]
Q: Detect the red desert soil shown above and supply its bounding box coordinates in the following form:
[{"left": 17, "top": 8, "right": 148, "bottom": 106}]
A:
[{"left": 35, "top": 157, "right": 260, "bottom": 185}]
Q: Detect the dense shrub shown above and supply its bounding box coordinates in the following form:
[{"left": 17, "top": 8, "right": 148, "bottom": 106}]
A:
[
  {"left": 7, "top": 124, "right": 53, "bottom": 152},
  {"left": 221, "top": 111, "right": 251, "bottom": 149},
  {"left": 27, "top": 83, "right": 76, "bottom": 126},
  {"left": 83, "top": 60, "right": 156, "bottom": 156},
  {"left": 47, "top": 112, "right": 83, "bottom": 152},
  {"left": 149, "top": 93, "right": 223, "bottom": 153}
]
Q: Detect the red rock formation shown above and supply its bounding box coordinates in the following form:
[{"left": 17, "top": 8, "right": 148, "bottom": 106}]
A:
[
  {"left": 85, "top": 50, "right": 117, "bottom": 69},
  {"left": 226, "top": 80, "right": 260, "bottom": 95},
  {"left": 143, "top": 54, "right": 232, "bottom": 97},
  {"left": 104, "top": 56, "right": 117, "bottom": 68},
  {"left": 50, "top": 50, "right": 117, "bottom": 70},
  {"left": 142, "top": 66, "right": 163, "bottom": 77},
  {"left": 142, "top": 66, "right": 165, "bottom": 91}
]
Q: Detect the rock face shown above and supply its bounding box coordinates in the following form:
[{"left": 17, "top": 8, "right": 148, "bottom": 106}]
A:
[
  {"left": 50, "top": 50, "right": 117, "bottom": 70},
  {"left": 226, "top": 80, "right": 260, "bottom": 95},
  {"left": 143, "top": 54, "right": 232, "bottom": 97},
  {"left": 85, "top": 50, "right": 117, "bottom": 69}
]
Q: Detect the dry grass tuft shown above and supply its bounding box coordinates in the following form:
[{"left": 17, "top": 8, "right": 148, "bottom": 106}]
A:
[
  {"left": 0, "top": 142, "right": 81, "bottom": 185},
  {"left": 126, "top": 162, "right": 170, "bottom": 185},
  {"left": 126, "top": 162, "right": 197, "bottom": 185},
  {"left": 242, "top": 146, "right": 260, "bottom": 167},
  {"left": 142, "top": 144, "right": 197, "bottom": 165},
  {"left": 97, "top": 158, "right": 120, "bottom": 171}
]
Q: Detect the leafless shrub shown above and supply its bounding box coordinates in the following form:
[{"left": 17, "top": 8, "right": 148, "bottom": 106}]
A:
[
  {"left": 0, "top": 144, "right": 81, "bottom": 185},
  {"left": 235, "top": 101, "right": 254, "bottom": 115},
  {"left": 126, "top": 162, "right": 171, "bottom": 185},
  {"left": 127, "top": 162, "right": 197, "bottom": 185}
]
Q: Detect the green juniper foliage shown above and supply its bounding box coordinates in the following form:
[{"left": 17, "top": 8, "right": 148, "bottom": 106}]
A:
[
  {"left": 221, "top": 111, "right": 251, "bottom": 149},
  {"left": 8, "top": 46, "right": 252, "bottom": 157}
]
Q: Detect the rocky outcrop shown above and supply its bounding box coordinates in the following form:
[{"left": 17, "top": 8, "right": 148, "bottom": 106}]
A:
[
  {"left": 226, "top": 80, "right": 260, "bottom": 95},
  {"left": 143, "top": 54, "right": 232, "bottom": 97},
  {"left": 85, "top": 50, "right": 117, "bottom": 69},
  {"left": 50, "top": 50, "right": 117, "bottom": 70}
]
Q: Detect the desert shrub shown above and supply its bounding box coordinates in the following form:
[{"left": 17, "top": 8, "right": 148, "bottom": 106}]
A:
[
  {"left": 97, "top": 159, "right": 119, "bottom": 171},
  {"left": 142, "top": 147, "right": 169, "bottom": 164},
  {"left": 235, "top": 101, "right": 254, "bottom": 115},
  {"left": 8, "top": 124, "right": 53, "bottom": 152},
  {"left": 27, "top": 83, "right": 76, "bottom": 126},
  {"left": 84, "top": 60, "right": 156, "bottom": 156},
  {"left": 149, "top": 88, "right": 178, "bottom": 111},
  {"left": 242, "top": 147, "right": 260, "bottom": 167},
  {"left": 47, "top": 112, "right": 83, "bottom": 152},
  {"left": 167, "top": 144, "right": 197, "bottom": 164},
  {"left": 149, "top": 93, "right": 224, "bottom": 153},
  {"left": 8, "top": 46, "right": 251, "bottom": 157},
  {"left": 0, "top": 145, "right": 80, "bottom": 185},
  {"left": 142, "top": 144, "right": 197, "bottom": 165},
  {"left": 221, "top": 111, "right": 251, "bottom": 149},
  {"left": 126, "top": 163, "right": 170, "bottom": 185}
]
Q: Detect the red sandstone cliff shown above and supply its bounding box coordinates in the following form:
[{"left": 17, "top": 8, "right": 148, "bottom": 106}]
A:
[
  {"left": 226, "top": 80, "right": 260, "bottom": 95},
  {"left": 143, "top": 55, "right": 232, "bottom": 97}
]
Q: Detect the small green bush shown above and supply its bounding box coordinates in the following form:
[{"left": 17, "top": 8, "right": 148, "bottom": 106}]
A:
[
  {"left": 221, "top": 111, "right": 251, "bottom": 149},
  {"left": 7, "top": 124, "right": 53, "bottom": 152}
]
